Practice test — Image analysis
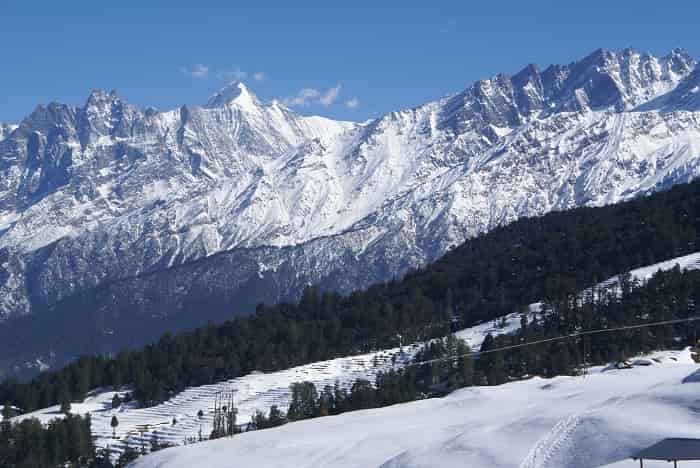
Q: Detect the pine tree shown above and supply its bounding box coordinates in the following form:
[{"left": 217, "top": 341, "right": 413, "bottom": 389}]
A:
[
  {"left": 318, "top": 385, "right": 335, "bottom": 416},
  {"left": 268, "top": 405, "right": 286, "bottom": 427},
  {"left": 60, "top": 397, "right": 71, "bottom": 415},
  {"left": 1, "top": 402, "right": 13, "bottom": 440},
  {"left": 225, "top": 406, "right": 237, "bottom": 436},
  {"left": 333, "top": 381, "right": 346, "bottom": 414},
  {"left": 347, "top": 379, "right": 376, "bottom": 410},
  {"left": 287, "top": 382, "right": 318, "bottom": 420},
  {"left": 150, "top": 431, "right": 162, "bottom": 452},
  {"left": 117, "top": 445, "right": 139, "bottom": 467},
  {"left": 110, "top": 415, "right": 119, "bottom": 438},
  {"left": 197, "top": 409, "right": 204, "bottom": 441}
]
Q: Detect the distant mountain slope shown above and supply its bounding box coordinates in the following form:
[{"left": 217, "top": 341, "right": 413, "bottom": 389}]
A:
[{"left": 2, "top": 47, "right": 700, "bottom": 376}]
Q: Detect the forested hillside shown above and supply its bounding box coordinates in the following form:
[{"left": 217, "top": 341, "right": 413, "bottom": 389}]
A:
[
  {"left": 1, "top": 179, "right": 700, "bottom": 415},
  {"left": 272, "top": 263, "right": 700, "bottom": 428}
]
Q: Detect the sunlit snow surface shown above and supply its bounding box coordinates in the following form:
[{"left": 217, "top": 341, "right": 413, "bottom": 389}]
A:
[{"left": 130, "top": 349, "right": 700, "bottom": 468}]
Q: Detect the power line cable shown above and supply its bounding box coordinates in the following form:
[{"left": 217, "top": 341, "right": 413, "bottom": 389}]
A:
[{"left": 401, "top": 316, "right": 700, "bottom": 369}]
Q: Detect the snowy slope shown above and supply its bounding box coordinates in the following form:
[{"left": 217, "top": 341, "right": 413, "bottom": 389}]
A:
[
  {"left": 131, "top": 349, "right": 700, "bottom": 468},
  {"left": 11, "top": 336, "right": 477, "bottom": 455},
  {"left": 90, "top": 346, "right": 417, "bottom": 453},
  {"left": 2, "top": 47, "right": 700, "bottom": 375},
  {"left": 9, "top": 388, "right": 127, "bottom": 426}
]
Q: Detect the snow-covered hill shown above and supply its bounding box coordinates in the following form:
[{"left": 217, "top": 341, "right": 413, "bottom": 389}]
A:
[
  {"left": 2, "top": 47, "right": 700, "bottom": 374},
  {"left": 8, "top": 297, "right": 534, "bottom": 457},
  {"left": 10, "top": 315, "right": 516, "bottom": 457},
  {"left": 130, "top": 349, "right": 700, "bottom": 468}
]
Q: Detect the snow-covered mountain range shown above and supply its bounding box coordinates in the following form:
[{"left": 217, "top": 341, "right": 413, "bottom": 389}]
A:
[{"left": 2, "top": 47, "right": 700, "bottom": 374}]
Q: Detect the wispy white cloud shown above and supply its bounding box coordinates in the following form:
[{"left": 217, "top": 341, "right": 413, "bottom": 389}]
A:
[
  {"left": 216, "top": 67, "right": 247, "bottom": 82},
  {"left": 284, "top": 83, "right": 342, "bottom": 107},
  {"left": 283, "top": 88, "right": 321, "bottom": 106},
  {"left": 181, "top": 65, "right": 267, "bottom": 84},
  {"left": 345, "top": 97, "right": 360, "bottom": 109},
  {"left": 180, "top": 64, "right": 210, "bottom": 79},
  {"left": 320, "top": 83, "right": 342, "bottom": 106}
]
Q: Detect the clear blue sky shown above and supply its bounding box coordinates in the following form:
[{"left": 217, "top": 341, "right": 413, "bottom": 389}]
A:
[{"left": 1, "top": 1, "right": 699, "bottom": 123}]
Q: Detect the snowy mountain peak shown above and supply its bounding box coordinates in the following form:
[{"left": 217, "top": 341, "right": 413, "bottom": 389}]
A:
[
  {"left": 437, "top": 48, "right": 697, "bottom": 136},
  {"left": 78, "top": 88, "right": 140, "bottom": 147},
  {"left": 205, "top": 81, "right": 259, "bottom": 109}
]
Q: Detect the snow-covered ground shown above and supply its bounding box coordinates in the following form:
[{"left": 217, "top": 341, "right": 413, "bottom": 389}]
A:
[{"left": 131, "top": 349, "right": 700, "bottom": 468}]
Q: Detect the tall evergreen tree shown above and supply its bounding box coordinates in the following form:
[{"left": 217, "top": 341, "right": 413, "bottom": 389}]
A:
[{"left": 110, "top": 415, "right": 119, "bottom": 439}]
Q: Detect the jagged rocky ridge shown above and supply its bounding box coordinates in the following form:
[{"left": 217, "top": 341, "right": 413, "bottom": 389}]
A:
[{"left": 1, "top": 47, "right": 700, "bottom": 375}]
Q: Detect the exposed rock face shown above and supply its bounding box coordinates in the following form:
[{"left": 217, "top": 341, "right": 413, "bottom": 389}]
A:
[{"left": 1, "top": 49, "right": 700, "bottom": 376}]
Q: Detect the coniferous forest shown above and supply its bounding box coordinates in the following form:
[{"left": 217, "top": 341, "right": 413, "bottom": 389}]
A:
[
  {"left": 2, "top": 180, "right": 700, "bottom": 466},
  {"left": 0, "top": 411, "right": 98, "bottom": 468}
]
